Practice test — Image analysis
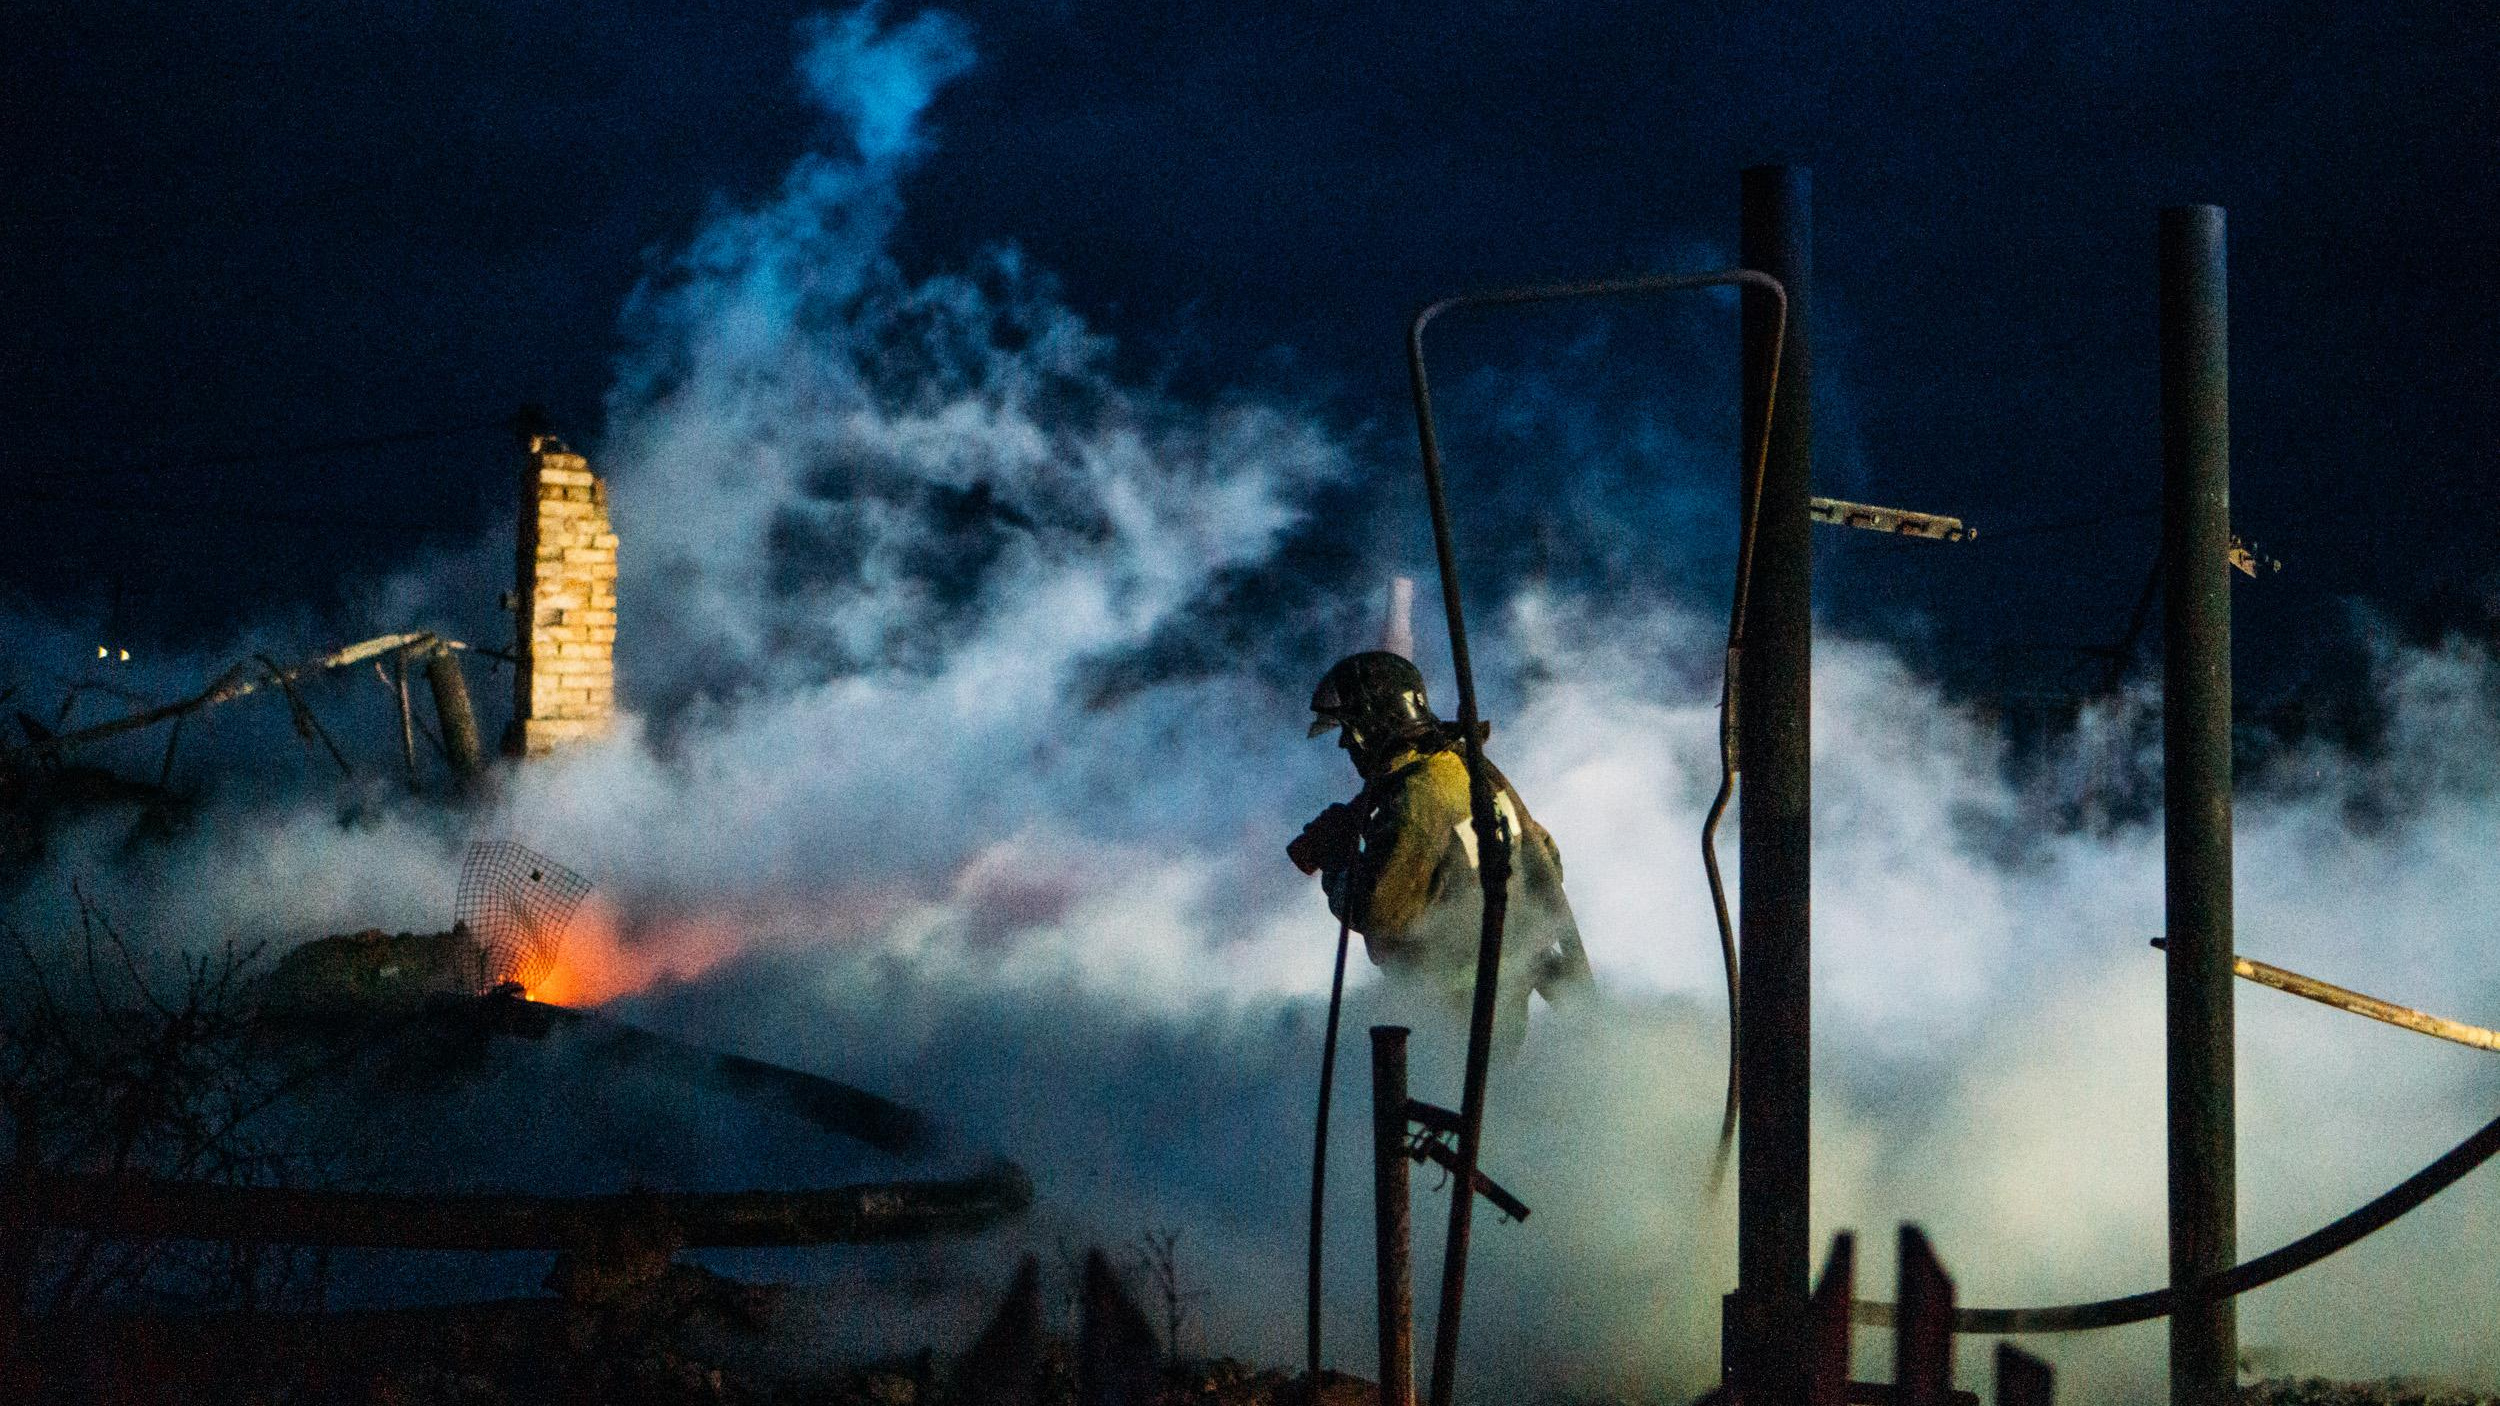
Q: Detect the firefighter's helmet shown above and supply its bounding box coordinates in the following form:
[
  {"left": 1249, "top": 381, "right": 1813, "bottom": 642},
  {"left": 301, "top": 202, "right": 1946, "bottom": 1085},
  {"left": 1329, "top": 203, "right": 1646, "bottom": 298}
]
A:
[{"left": 1307, "top": 651, "right": 1435, "bottom": 741}]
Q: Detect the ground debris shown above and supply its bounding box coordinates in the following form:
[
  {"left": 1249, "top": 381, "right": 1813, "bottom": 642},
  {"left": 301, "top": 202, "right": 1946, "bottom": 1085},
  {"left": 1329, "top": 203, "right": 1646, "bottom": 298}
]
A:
[
  {"left": 257, "top": 927, "right": 482, "bottom": 1015},
  {"left": 800, "top": 1354, "right": 1372, "bottom": 1406},
  {"left": 2243, "top": 1380, "right": 2500, "bottom": 1406},
  {"left": 1156, "top": 1359, "right": 1372, "bottom": 1405}
]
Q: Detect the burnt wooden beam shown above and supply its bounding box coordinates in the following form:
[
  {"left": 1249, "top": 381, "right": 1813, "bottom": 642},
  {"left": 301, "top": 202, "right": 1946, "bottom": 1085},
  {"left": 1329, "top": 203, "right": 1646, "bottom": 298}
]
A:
[
  {"left": 20, "top": 1162, "right": 1030, "bottom": 1251},
  {"left": 3, "top": 632, "right": 442, "bottom": 767}
]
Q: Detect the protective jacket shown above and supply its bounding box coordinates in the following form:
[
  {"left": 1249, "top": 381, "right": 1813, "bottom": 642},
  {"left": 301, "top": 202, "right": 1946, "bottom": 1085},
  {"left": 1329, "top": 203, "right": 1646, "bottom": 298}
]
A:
[{"left": 1319, "top": 734, "right": 1592, "bottom": 1041}]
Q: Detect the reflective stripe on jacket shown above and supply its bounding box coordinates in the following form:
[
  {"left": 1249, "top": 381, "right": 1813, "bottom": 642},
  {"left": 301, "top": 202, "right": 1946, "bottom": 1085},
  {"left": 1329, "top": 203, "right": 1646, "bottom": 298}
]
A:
[{"left": 1321, "top": 741, "right": 1588, "bottom": 997}]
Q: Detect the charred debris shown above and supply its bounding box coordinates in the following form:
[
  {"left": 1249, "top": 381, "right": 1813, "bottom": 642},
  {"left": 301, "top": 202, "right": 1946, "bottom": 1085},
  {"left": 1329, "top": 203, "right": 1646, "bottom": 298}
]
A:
[
  {"left": 2, "top": 428, "right": 617, "bottom": 874},
  {"left": 0, "top": 430, "right": 1067, "bottom": 1401}
]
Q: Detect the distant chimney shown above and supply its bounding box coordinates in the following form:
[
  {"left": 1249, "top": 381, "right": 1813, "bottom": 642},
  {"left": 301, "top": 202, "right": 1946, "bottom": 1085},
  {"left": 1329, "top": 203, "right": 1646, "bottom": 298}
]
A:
[
  {"left": 507, "top": 434, "right": 616, "bottom": 756},
  {"left": 1382, "top": 575, "right": 1416, "bottom": 659}
]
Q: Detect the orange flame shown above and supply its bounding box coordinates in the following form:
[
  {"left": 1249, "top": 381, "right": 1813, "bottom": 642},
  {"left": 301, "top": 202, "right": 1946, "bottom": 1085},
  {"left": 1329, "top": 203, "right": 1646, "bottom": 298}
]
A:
[{"left": 524, "top": 897, "right": 745, "bottom": 1008}]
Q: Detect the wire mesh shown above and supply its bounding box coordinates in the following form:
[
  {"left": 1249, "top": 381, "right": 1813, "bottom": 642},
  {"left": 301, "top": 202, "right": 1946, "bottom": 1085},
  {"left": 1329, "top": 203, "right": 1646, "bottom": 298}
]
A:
[{"left": 454, "top": 841, "right": 591, "bottom": 996}]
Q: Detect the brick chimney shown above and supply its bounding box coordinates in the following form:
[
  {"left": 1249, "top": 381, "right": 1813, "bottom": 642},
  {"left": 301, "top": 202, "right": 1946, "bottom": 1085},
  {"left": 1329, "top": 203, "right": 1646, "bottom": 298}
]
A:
[{"left": 507, "top": 434, "right": 616, "bottom": 756}]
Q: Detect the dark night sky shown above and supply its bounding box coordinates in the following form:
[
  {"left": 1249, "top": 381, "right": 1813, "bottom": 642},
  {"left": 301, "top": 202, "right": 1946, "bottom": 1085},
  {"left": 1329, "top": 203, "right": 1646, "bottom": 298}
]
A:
[{"left": 4, "top": 1, "right": 2494, "bottom": 703}]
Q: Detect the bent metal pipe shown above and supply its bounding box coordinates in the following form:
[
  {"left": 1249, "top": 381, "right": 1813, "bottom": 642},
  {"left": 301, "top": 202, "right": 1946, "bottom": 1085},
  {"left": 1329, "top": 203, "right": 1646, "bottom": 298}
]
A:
[
  {"left": 1405, "top": 266, "right": 1787, "bottom": 1406},
  {"left": 1848, "top": 1098, "right": 2500, "bottom": 1334}
]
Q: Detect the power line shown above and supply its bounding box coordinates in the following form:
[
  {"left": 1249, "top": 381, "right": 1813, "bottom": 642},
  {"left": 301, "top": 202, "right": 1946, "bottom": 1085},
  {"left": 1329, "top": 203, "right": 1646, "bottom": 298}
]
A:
[
  {"left": 1978, "top": 506, "right": 2160, "bottom": 542},
  {"left": 2, "top": 416, "right": 511, "bottom": 487},
  {"left": 10, "top": 484, "right": 478, "bottom": 536},
  {"left": 2, "top": 414, "right": 522, "bottom": 535}
]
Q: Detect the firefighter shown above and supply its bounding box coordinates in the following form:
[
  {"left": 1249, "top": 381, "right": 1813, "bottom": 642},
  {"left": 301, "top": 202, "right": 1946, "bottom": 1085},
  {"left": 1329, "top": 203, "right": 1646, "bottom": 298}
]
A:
[{"left": 1288, "top": 651, "right": 1592, "bottom": 1048}]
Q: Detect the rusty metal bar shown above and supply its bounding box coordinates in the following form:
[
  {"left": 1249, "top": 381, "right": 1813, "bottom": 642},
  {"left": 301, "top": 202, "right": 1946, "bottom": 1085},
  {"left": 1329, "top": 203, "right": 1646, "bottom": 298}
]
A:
[
  {"left": 1405, "top": 264, "right": 1786, "bottom": 1406},
  {"left": 1372, "top": 1026, "right": 1416, "bottom": 1406},
  {"left": 2161, "top": 201, "right": 2237, "bottom": 1406},
  {"left": 1895, "top": 1226, "right": 1955, "bottom": 1406},
  {"left": 2149, "top": 938, "right": 2500, "bottom": 1052},
  {"left": 1995, "top": 1344, "right": 2055, "bottom": 1406},
  {"left": 1735, "top": 161, "right": 1816, "bottom": 1406},
  {"left": 1807, "top": 497, "right": 1973, "bottom": 542},
  {"left": 1401, "top": 1122, "right": 1530, "bottom": 1224},
  {"left": 20, "top": 1162, "right": 1031, "bottom": 1250}
]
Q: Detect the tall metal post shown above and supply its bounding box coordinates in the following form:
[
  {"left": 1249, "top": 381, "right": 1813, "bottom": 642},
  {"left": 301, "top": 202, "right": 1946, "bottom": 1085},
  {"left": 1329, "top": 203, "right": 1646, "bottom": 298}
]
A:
[
  {"left": 1733, "top": 163, "right": 1814, "bottom": 1401},
  {"left": 2160, "top": 203, "right": 2238, "bottom": 1406},
  {"left": 1371, "top": 1026, "right": 1416, "bottom": 1406}
]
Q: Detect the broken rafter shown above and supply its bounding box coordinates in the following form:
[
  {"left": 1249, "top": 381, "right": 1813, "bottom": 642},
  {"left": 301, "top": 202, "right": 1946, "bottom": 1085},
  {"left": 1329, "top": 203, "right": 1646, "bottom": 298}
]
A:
[
  {"left": 3, "top": 631, "right": 473, "bottom": 767},
  {"left": 257, "top": 652, "right": 353, "bottom": 777},
  {"left": 393, "top": 652, "right": 419, "bottom": 786}
]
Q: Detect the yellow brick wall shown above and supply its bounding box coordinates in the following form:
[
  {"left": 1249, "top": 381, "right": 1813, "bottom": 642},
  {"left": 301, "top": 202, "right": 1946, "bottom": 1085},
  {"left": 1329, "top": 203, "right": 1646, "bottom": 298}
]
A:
[{"left": 510, "top": 443, "right": 617, "bottom": 756}]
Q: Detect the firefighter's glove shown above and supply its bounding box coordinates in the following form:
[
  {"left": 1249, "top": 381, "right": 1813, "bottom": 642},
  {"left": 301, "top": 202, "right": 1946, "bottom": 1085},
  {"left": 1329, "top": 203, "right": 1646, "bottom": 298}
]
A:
[{"left": 1288, "top": 802, "right": 1363, "bottom": 876}]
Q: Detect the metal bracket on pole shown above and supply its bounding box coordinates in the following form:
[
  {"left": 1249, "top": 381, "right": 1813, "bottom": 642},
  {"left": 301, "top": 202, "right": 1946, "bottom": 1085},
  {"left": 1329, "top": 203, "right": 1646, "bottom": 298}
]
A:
[
  {"left": 1808, "top": 496, "right": 1975, "bottom": 543},
  {"left": 1400, "top": 1098, "right": 1530, "bottom": 1224},
  {"left": 2225, "top": 534, "right": 2281, "bottom": 577}
]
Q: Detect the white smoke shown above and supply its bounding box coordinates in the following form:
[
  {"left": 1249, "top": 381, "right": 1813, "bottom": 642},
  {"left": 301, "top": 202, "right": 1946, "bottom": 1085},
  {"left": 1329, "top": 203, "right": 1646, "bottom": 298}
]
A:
[{"left": 6, "top": 6, "right": 2497, "bottom": 1400}]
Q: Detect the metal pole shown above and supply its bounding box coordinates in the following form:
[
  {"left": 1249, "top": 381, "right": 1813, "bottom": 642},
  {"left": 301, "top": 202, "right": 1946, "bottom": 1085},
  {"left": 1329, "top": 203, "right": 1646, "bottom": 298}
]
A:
[
  {"left": 1733, "top": 162, "right": 1814, "bottom": 1402},
  {"left": 2160, "top": 202, "right": 2237, "bottom": 1406},
  {"left": 1371, "top": 1026, "right": 1416, "bottom": 1406}
]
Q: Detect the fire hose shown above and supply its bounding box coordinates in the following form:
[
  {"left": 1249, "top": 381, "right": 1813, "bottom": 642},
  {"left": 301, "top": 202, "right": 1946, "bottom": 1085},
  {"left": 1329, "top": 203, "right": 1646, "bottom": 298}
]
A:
[
  {"left": 1848, "top": 949, "right": 2500, "bottom": 1334},
  {"left": 1850, "top": 1098, "right": 2500, "bottom": 1333}
]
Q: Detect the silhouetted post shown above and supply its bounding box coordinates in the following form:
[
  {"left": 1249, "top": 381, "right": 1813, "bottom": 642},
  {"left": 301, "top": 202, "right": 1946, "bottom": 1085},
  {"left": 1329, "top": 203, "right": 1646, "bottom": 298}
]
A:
[
  {"left": 1733, "top": 161, "right": 1815, "bottom": 1401},
  {"left": 1371, "top": 1026, "right": 1415, "bottom": 1406},
  {"left": 424, "top": 645, "right": 483, "bottom": 779},
  {"left": 0, "top": 1155, "right": 28, "bottom": 1384},
  {"left": 1807, "top": 1233, "right": 1854, "bottom": 1406},
  {"left": 1077, "top": 1249, "right": 1161, "bottom": 1406},
  {"left": 1995, "top": 1343, "right": 2056, "bottom": 1406},
  {"left": 2160, "top": 202, "right": 2238, "bottom": 1406},
  {"left": 1894, "top": 1225, "right": 1956, "bottom": 1406},
  {"left": 957, "top": 1255, "right": 1044, "bottom": 1405}
]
